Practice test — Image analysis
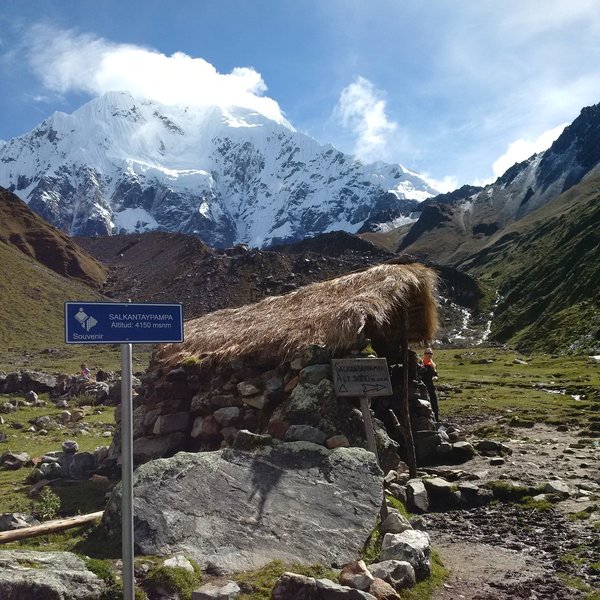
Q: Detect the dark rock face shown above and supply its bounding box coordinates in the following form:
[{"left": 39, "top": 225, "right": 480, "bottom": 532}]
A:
[
  {"left": 538, "top": 103, "right": 600, "bottom": 193},
  {"left": 397, "top": 203, "right": 454, "bottom": 253},
  {"left": 420, "top": 184, "right": 482, "bottom": 208},
  {"left": 104, "top": 443, "right": 383, "bottom": 573}
]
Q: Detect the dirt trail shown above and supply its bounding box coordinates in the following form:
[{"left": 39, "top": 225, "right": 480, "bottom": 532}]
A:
[{"left": 428, "top": 423, "right": 599, "bottom": 599}]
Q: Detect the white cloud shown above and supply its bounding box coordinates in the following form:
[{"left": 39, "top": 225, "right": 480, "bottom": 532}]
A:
[
  {"left": 335, "top": 76, "right": 399, "bottom": 163},
  {"left": 421, "top": 174, "right": 460, "bottom": 194},
  {"left": 23, "top": 25, "right": 287, "bottom": 124},
  {"left": 492, "top": 123, "right": 568, "bottom": 178}
]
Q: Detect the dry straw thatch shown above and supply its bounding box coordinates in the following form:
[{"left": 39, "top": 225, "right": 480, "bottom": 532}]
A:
[{"left": 156, "top": 263, "right": 438, "bottom": 369}]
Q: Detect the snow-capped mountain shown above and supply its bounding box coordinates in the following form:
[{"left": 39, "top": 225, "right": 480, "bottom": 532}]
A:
[{"left": 0, "top": 92, "right": 439, "bottom": 247}]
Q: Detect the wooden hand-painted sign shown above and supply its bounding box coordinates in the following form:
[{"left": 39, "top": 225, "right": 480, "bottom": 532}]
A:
[{"left": 331, "top": 358, "right": 393, "bottom": 398}]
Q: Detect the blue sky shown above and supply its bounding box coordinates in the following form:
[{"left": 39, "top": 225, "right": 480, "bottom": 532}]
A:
[{"left": 1, "top": 0, "right": 599, "bottom": 189}]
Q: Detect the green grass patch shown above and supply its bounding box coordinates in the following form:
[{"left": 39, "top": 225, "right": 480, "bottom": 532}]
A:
[
  {"left": 568, "top": 506, "right": 596, "bottom": 521},
  {"left": 385, "top": 495, "right": 411, "bottom": 518},
  {"left": 429, "top": 348, "right": 599, "bottom": 429},
  {"left": 558, "top": 573, "right": 600, "bottom": 600},
  {"left": 144, "top": 561, "right": 202, "bottom": 600},
  {"left": 471, "top": 424, "right": 509, "bottom": 438},
  {"left": 2, "top": 523, "right": 97, "bottom": 553},
  {"left": 361, "top": 519, "right": 382, "bottom": 564},
  {"left": 84, "top": 557, "right": 116, "bottom": 585},
  {"left": 518, "top": 496, "right": 555, "bottom": 512},
  {"left": 233, "top": 560, "right": 339, "bottom": 600}
]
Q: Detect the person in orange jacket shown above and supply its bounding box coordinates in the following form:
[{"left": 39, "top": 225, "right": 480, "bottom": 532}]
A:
[{"left": 421, "top": 348, "right": 439, "bottom": 421}]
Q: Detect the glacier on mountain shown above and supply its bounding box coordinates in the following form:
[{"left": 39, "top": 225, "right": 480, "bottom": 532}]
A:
[{"left": 0, "top": 91, "right": 439, "bottom": 247}]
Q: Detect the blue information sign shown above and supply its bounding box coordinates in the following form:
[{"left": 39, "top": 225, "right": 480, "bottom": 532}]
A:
[{"left": 65, "top": 302, "right": 184, "bottom": 344}]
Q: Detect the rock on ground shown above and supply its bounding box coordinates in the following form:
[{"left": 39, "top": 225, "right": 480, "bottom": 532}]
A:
[
  {"left": 0, "top": 550, "right": 104, "bottom": 599},
  {"left": 104, "top": 442, "right": 383, "bottom": 573}
]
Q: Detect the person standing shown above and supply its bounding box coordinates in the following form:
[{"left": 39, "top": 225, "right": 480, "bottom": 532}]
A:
[
  {"left": 80, "top": 363, "right": 91, "bottom": 380},
  {"left": 421, "top": 348, "right": 439, "bottom": 422}
]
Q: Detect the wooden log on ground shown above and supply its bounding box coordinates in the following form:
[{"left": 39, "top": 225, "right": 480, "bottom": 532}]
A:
[{"left": 0, "top": 511, "right": 104, "bottom": 544}]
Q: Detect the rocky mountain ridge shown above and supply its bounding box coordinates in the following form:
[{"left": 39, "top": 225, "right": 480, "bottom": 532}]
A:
[
  {"left": 395, "top": 102, "right": 600, "bottom": 266},
  {"left": 362, "top": 102, "right": 600, "bottom": 353},
  {"left": 0, "top": 91, "right": 438, "bottom": 247}
]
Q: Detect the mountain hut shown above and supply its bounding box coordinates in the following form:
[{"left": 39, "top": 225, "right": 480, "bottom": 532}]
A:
[{"left": 112, "top": 263, "right": 440, "bottom": 471}]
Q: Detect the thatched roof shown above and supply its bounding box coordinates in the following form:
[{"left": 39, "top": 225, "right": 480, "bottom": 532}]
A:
[{"left": 155, "top": 263, "right": 438, "bottom": 369}]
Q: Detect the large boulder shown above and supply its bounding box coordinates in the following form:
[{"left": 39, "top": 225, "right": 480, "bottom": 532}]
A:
[
  {"left": 104, "top": 442, "right": 383, "bottom": 572},
  {"left": 271, "top": 572, "right": 376, "bottom": 599},
  {"left": 270, "top": 379, "right": 401, "bottom": 472},
  {"left": 380, "top": 530, "right": 431, "bottom": 581},
  {"left": 20, "top": 370, "right": 58, "bottom": 394},
  {"left": 0, "top": 550, "right": 104, "bottom": 599}
]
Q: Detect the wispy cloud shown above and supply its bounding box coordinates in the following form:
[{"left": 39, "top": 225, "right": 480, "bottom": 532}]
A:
[
  {"left": 421, "top": 174, "right": 460, "bottom": 194},
  {"left": 492, "top": 123, "right": 567, "bottom": 178},
  {"left": 335, "top": 76, "right": 401, "bottom": 163},
  {"left": 22, "top": 25, "right": 287, "bottom": 123}
]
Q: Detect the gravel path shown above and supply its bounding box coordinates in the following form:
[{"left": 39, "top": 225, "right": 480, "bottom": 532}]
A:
[{"left": 427, "top": 423, "right": 599, "bottom": 599}]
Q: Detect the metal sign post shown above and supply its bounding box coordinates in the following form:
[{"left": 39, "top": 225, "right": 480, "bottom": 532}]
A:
[
  {"left": 121, "top": 343, "right": 134, "bottom": 599},
  {"left": 65, "top": 302, "right": 183, "bottom": 600}
]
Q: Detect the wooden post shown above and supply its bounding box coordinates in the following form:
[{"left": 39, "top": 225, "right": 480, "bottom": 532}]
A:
[
  {"left": 359, "top": 395, "right": 379, "bottom": 465},
  {"left": 359, "top": 395, "right": 389, "bottom": 521}
]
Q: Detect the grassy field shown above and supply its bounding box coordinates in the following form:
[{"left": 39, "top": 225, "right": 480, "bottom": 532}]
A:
[
  {"left": 430, "top": 347, "right": 599, "bottom": 431},
  {"left": 0, "top": 399, "right": 116, "bottom": 515},
  {"left": 0, "top": 241, "right": 154, "bottom": 375}
]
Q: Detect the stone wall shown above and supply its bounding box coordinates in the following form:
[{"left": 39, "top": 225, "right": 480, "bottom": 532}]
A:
[{"left": 104, "top": 345, "right": 445, "bottom": 472}]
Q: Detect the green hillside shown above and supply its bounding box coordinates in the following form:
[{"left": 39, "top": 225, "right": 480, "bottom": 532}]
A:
[
  {"left": 460, "top": 171, "right": 600, "bottom": 354},
  {"left": 0, "top": 241, "right": 124, "bottom": 373}
]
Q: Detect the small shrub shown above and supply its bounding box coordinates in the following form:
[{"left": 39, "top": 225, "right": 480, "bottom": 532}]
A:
[
  {"left": 145, "top": 561, "right": 202, "bottom": 600},
  {"left": 32, "top": 487, "right": 61, "bottom": 520},
  {"left": 100, "top": 583, "right": 148, "bottom": 600},
  {"left": 72, "top": 393, "right": 98, "bottom": 407},
  {"left": 506, "top": 416, "right": 535, "bottom": 428},
  {"left": 472, "top": 424, "right": 508, "bottom": 438},
  {"left": 484, "top": 480, "right": 543, "bottom": 502}
]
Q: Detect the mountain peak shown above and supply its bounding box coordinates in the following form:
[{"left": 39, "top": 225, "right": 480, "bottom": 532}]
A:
[{"left": 0, "top": 93, "right": 438, "bottom": 247}]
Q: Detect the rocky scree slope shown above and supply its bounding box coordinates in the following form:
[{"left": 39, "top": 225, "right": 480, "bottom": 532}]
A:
[
  {"left": 0, "top": 91, "right": 438, "bottom": 247},
  {"left": 78, "top": 230, "right": 484, "bottom": 344}
]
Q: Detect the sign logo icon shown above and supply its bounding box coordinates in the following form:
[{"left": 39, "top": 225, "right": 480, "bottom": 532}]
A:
[{"left": 74, "top": 308, "right": 98, "bottom": 332}]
